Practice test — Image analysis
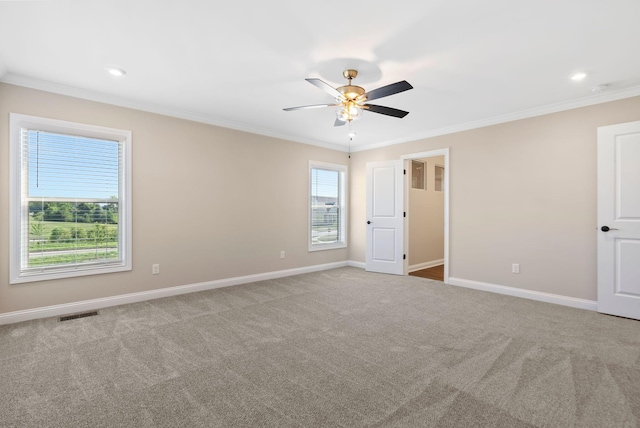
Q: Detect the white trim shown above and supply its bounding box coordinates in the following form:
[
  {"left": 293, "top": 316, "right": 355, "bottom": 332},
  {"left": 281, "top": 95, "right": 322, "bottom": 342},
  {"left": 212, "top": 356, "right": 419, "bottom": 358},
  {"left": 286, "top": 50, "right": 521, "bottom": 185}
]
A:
[
  {"left": 0, "top": 74, "right": 346, "bottom": 153},
  {"left": 308, "top": 161, "right": 348, "bottom": 252},
  {"left": 401, "top": 148, "right": 450, "bottom": 283},
  {"left": 4, "top": 74, "right": 640, "bottom": 155},
  {"left": 9, "top": 113, "right": 133, "bottom": 284},
  {"left": 448, "top": 277, "right": 597, "bottom": 311},
  {"left": 348, "top": 260, "right": 366, "bottom": 269},
  {"left": 353, "top": 85, "right": 640, "bottom": 152},
  {"left": 0, "top": 261, "right": 349, "bottom": 325},
  {"left": 408, "top": 259, "right": 444, "bottom": 273},
  {"left": 400, "top": 148, "right": 450, "bottom": 160}
]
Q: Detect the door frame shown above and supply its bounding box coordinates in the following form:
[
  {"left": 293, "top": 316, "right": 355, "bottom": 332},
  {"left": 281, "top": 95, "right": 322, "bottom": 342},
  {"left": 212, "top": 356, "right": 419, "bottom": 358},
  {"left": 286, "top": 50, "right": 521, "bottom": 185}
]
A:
[{"left": 401, "top": 148, "right": 450, "bottom": 283}]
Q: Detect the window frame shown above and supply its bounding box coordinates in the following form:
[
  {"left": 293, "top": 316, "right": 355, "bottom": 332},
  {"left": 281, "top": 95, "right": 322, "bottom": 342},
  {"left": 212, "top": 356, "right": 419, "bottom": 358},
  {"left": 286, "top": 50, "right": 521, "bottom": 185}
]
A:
[
  {"left": 435, "top": 164, "right": 445, "bottom": 192},
  {"left": 308, "top": 161, "right": 347, "bottom": 252},
  {"left": 411, "top": 160, "right": 426, "bottom": 190},
  {"left": 9, "top": 113, "right": 132, "bottom": 284}
]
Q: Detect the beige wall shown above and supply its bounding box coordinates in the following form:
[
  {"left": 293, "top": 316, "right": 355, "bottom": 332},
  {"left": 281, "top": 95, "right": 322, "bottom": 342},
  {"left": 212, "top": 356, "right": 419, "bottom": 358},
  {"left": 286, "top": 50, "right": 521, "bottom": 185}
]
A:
[
  {"left": 350, "top": 96, "right": 640, "bottom": 301},
  {"left": 409, "top": 156, "right": 444, "bottom": 267},
  {"left": 3, "top": 82, "right": 640, "bottom": 313},
  {"left": 0, "top": 83, "right": 348, "bottom": 314}
]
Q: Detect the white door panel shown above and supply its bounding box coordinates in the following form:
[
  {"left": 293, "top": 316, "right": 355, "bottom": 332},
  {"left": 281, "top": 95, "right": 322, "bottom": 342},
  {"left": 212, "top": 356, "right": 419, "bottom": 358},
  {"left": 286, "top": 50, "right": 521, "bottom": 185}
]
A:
[
  {"left": 617, "top": 240, "right": 640, "bottom": 296},
  {"left": 372, "top": 228, "right": 396, "bottom": 261},
  {"left": 597, "top": 121, "right": 640, "bottom": 320},
  {"left": 372, "top": 167, "right": 396, "bottom": 217},
  {"left": 366, "top": 160, "right": 404, "bottom": 275},
  {"left": 617, "top": 135, "right": 640, "bottom": 218}
]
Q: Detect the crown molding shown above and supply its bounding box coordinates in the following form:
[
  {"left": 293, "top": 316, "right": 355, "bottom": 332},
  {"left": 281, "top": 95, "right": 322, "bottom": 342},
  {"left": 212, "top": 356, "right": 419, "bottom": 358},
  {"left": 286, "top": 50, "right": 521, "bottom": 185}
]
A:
[
  {"left": 3, "top": 73, "right": 639, "bottom": 155},
  {"left": 0, "top": 73, "right": 348, "bottom": 152},
  {"left": 351, "top": 85, "right": 640, "bottom": 152}
]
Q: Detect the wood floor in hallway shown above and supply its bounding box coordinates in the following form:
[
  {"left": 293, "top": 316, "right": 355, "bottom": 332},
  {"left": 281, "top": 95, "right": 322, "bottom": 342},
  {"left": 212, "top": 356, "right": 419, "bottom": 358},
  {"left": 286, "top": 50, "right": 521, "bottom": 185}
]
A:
[{"left": 409, "top": 264, "right": 444, "bottom": 281}]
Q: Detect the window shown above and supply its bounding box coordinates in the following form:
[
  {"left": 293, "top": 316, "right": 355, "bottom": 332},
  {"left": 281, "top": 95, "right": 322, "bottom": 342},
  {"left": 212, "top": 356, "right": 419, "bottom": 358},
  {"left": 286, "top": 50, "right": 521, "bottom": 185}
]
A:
[
  {"left": 411, "top": 160, "right": 425, "bottom": 189},
  {"left": 309, "top": 161, "right": 347, "bottom": 251},
  {"left": 10, "top": 113, "right": 132, "bottom": 283},
  {"left": 435, "top": 165, "right": 444, "bottom": 192}
]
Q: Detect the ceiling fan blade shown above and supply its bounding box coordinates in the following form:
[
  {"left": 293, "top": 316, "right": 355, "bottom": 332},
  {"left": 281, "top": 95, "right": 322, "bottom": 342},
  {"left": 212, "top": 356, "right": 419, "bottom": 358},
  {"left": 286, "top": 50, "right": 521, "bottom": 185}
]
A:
[
  {"left": 363, "top": 104, "right": 410, "bottom": 118},
  {"left": 283, "top": 103, "right": 339, "bottom": 111},
  {"left": 334, "top": 118, "right": 347, "bottom": 127},
  {"left": 359, "top": 80, "right": 413, "bottom": 102},
  {"left": 306, "top": 78, "right": 344, "bottom": 99}
]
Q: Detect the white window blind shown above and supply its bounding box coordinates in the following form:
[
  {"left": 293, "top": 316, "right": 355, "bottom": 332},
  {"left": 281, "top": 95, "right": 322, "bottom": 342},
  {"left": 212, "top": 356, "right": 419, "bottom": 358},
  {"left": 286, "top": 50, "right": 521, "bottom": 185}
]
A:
[
  {"left": 309, "top": 162, "right": 346, "bottom": 250},
  {"left": 10, "top": 114, "right": 132, "bottom": 283}
]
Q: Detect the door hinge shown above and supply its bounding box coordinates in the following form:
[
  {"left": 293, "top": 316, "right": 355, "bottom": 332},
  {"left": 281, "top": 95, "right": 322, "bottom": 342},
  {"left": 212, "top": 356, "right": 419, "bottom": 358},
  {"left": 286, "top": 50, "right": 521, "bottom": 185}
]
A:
[
  {"left": 403, "top": 211, "right": 406, "bottom": 218},
  {"left": 403, "top": 169, "right": 406, "bottom": 175},
  {"left": 403, "top": 254, "right": 406, "bottom": 260}
]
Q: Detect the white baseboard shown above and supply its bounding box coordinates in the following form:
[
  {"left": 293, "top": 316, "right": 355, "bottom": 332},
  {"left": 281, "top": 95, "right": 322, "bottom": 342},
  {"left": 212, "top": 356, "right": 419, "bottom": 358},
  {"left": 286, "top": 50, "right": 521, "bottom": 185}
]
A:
[
  {"left": 0, "top": 261, "right": 349, "bottom": 325},
  {"left": 447, "top": 277, "right": 597, "bottom": 311},
  {"left": 348, "top": 260, "right": 366, "bottom": 269},
  {"left": 408, "top": 259, "right": 444, "bottom": 273},
  {"left": 3, "top": 264, "right": 596, "bottom": 325}
]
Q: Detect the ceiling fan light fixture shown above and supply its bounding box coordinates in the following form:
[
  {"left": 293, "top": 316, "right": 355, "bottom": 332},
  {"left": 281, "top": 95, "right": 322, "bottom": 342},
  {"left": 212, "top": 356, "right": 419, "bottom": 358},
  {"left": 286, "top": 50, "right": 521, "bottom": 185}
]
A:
[{"left": 336, "top": 104, "right": 362, "bottom": 122}]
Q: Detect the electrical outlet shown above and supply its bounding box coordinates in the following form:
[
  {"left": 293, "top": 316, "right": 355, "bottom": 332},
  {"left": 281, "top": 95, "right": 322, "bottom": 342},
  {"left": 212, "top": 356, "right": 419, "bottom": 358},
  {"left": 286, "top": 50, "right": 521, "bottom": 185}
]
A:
[
  {"left": 512, "top": 263, "right": 520, "bottom": 274},
  {"left": 152, "top": 264, "right": 160, "bottom": 275},
  {"left": 280, "top": 251, "right": 285, "bottom": 259}
]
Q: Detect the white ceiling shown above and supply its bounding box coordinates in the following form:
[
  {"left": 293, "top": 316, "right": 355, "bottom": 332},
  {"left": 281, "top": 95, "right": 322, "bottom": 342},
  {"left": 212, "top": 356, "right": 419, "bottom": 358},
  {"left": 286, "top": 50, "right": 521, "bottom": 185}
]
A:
[{"left": 1, "top": 0, "right": 640, "bottom": 152}]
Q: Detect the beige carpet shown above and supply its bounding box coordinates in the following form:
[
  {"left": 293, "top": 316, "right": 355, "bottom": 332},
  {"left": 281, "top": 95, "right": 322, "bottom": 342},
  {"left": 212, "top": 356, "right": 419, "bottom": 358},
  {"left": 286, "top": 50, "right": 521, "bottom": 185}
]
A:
[{"left": 0, "top": 267, "right": 639, "bottom": 427}]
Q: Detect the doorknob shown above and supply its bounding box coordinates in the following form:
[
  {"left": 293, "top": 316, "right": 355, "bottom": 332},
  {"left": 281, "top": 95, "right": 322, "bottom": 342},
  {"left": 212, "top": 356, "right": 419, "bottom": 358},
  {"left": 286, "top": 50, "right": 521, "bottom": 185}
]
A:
[
  {"left": 601, "top": 226, "right": 618, "bottom": 232},
  {"left": 367, "top": 221, "right": 371, "bottom": 224}
]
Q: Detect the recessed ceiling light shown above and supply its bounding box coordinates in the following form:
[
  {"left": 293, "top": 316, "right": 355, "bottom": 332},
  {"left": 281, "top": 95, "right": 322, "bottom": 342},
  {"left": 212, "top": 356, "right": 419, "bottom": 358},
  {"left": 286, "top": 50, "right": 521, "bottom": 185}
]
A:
[
  {"left": 348, "top": 132, "right": 356, "bottom": 138},
  {"left": 571, "top": 72, "right": 587, "bottom": 81},
  {"left": 106, "top": 67, "right": 126, "bottom": 77}
]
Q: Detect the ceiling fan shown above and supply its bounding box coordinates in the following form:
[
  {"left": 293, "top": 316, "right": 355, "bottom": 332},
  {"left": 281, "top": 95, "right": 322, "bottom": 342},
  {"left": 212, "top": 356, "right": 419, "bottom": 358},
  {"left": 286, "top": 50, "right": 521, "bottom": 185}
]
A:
[{"left": 283, "top": 69, "right": 413, "bottom": 127}]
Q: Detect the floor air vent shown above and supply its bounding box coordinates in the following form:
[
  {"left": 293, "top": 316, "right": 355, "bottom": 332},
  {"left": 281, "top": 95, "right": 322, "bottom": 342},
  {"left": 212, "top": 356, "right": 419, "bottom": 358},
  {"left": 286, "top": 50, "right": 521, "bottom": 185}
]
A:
[{"left": 59, "top": 311, "right": 99, "bottom": 322}]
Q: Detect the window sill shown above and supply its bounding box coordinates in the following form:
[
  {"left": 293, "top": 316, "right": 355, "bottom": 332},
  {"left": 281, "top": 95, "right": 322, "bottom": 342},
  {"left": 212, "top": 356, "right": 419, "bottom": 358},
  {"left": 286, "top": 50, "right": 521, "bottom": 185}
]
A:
[
  {"left": 308, "top": 242, "right": 347, "bottom": 252},
  {"left": 11, "top": 263, "right": 131, "bottom": 284}
]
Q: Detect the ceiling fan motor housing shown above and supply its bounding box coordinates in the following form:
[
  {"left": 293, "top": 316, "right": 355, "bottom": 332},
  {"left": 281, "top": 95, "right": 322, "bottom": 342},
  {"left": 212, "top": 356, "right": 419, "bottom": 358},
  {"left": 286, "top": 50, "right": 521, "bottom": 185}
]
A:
[
  {"left": 338, "top": 85, "right": 365, "bottom": 101},
  {"left": 338, "top": 70, "right": 365, "bottom": 100}
]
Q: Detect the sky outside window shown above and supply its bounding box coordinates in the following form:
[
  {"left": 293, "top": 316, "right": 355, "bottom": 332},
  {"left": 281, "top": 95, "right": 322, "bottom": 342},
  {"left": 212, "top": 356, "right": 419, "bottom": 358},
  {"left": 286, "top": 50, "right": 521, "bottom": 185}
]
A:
[
  {"left": 311, "top": 168, "right": 339, "bottom": 199},
  {"left": 27, "top": 130, "right": 120, "bottom": 200}
]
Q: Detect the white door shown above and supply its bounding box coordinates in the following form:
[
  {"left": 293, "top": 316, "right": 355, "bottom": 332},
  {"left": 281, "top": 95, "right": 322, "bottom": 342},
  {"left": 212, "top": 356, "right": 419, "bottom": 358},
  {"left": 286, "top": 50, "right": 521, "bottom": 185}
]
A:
[
  {"left": 366, "top": 160, "right": 404, "bottom": 275},
  {"left": 597, "top": 120, "right": 640, "bottom": 320}
]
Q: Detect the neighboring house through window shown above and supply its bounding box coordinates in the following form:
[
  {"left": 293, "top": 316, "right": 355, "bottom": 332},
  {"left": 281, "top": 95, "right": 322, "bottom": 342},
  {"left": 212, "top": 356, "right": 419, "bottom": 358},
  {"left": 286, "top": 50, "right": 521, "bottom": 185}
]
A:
[
  {"left": 9, "top": 113, "right": 132, "bottom": 283},
  {"left": 309, "top": 161, "right": 347, "bottom": 251}
]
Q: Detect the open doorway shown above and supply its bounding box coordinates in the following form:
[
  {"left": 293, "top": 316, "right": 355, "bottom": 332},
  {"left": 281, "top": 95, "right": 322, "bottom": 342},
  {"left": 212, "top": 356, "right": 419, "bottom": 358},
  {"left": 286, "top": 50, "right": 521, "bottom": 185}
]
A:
[{"left": 401, "top": 149, "right": 449, "bottom": 283}]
